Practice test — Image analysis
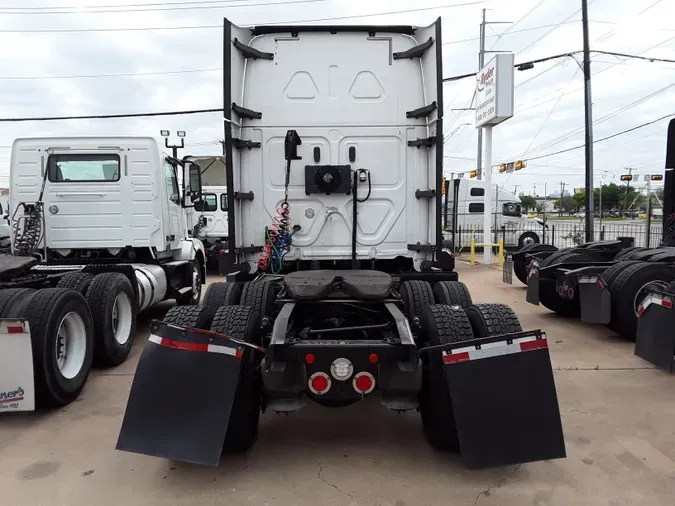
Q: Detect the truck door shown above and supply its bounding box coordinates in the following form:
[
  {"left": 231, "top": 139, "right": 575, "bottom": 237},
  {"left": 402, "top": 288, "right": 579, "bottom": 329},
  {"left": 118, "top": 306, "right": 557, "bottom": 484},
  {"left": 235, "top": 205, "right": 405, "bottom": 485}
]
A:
[{"left": 163, "top": 159, "right": 182, "bottom": 250}]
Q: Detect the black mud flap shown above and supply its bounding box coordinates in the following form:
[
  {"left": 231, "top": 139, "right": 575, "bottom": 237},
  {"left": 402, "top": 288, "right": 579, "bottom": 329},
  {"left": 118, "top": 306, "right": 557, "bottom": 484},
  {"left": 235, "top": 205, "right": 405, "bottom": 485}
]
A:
[
  {"left": 443, "top": 332, "right": 566, "bottom": 469},
  {"left": 635, "top": 293, "right": 675, "bottom": 372},
  {"left": 525, "top": 265, "right": 540, "bottom": 305},
  {"left": 578, "top": 275, "right": 612, "bottom": 324},
  {"left": 116, "top": 321, "right": 243, "bottom": 466}
]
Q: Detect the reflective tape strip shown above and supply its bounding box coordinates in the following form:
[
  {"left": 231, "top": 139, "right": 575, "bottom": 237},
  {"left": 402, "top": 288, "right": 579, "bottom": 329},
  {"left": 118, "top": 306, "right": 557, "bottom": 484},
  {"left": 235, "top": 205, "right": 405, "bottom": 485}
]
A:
[
  {"left": 637, "top": 295, "right": 673, "bottom": 317},
  {"left": 0, "top": 320, "right": 28, "bottom": 334},
  {"left": 148, "top": 335, "right": 242, "bottom": 358},
  {"left": 443, "top": 335, "right": 548, "bottom": 365}
]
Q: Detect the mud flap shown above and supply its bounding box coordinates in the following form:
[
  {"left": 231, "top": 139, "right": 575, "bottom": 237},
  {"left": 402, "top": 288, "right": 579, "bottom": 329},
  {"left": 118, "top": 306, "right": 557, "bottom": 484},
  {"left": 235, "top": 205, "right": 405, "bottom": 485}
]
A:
[
  {"left": 525, "top": 265, "right": 540, "bottom": 305},
  {"left": 0, "top": 320, "right": 35, "bottom": 412},
  {"left": 116, "top": 321, "right": 243, "bottom": 465},
  {"left": 635, "top": 293, "right": 675, "bottom": 372},
  {"left": 578, "top": 275, "right": 612, "bottom": 324},
  {"left": 442, "top": 332, "right": 566, "bottom": 469}
]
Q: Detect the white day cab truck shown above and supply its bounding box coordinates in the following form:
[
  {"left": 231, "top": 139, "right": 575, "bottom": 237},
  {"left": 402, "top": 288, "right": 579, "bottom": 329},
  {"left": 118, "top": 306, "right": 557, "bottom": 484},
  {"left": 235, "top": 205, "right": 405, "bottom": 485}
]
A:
[
  {"left": 0, "top": 136, "right": 206, "bottom": 411},
  {"left": 445, "top": 178, "right": 546, "bottom": 249},
  {"left": 115, "top": 18, "right": 567, "bottom": 470},
  {"left": 191, "top": 183, "right": 230, "bottom": 271}
]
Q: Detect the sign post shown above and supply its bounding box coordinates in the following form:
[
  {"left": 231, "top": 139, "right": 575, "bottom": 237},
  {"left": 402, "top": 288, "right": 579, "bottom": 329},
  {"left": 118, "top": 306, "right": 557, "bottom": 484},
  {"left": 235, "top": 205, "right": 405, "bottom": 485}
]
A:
[{"left": 475, "top": 53, "right": 514, "bottom": 265}]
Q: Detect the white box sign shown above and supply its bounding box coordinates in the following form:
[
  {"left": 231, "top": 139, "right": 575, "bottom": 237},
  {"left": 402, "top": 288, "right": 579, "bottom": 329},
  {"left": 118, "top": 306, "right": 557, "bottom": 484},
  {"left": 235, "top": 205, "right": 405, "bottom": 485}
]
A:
[{"left": 475, "top": 53, "right": 515, "bottom": 128}]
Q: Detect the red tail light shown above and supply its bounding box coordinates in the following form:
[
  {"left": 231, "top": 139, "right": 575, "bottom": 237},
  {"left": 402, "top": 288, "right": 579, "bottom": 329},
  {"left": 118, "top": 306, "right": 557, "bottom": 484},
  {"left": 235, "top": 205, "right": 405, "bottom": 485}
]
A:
[
  {"left": 308, "top": 372, "right": 331, "bottom": 395},
  {"left": 353, "top": 372, "right": 375, "bottom": 395}
]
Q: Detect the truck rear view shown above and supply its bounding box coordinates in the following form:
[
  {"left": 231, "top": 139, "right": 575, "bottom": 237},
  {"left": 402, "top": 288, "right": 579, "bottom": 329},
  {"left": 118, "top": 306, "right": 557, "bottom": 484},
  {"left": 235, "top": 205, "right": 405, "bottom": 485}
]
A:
[{"left": 117, "top": 18, "right": 566, "bottom": 470}]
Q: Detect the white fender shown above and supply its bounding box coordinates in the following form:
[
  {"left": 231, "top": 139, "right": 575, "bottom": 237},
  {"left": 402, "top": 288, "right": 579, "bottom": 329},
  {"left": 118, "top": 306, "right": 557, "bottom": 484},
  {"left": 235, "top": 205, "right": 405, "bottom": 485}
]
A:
[{"left": 174, "top": 238, "right": 207, "bottom": 281}]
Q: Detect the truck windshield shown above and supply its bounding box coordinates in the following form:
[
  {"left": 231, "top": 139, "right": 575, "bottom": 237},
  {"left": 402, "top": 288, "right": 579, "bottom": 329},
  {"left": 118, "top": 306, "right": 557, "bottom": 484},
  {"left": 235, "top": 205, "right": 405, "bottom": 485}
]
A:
[
  {"left": 502, "top": 202, "right": 522, "bottom": 217},
  {"left": 48, "top": 154, "right": 121, "bottom": 182}
]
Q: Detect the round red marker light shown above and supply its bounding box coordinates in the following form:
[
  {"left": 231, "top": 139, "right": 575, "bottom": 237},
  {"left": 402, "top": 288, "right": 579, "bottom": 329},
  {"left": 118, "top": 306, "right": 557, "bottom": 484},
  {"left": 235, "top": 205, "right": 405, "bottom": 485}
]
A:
[
  {"left": 369, "top": 353, "right": 379, "bottom": 364},
  {"left": 353, "top": 372, "right": 376, "bottom": 394},
  {"left": 305, "top": 353, "right": 315, "bottom": 364},
  {"left": 311, "top": 374, "right": 329, "bottom": 393}
]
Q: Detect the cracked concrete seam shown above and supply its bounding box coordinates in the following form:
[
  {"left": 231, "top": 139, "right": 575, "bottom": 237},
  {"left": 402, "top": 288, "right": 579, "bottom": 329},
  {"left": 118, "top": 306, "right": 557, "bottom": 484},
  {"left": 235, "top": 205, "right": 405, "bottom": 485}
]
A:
[
  {"left": 473, "top": 463, "right": 523, "bottom": 506},
  {"left": 315, "top": 460, "right": 356, "bottom": 501}
]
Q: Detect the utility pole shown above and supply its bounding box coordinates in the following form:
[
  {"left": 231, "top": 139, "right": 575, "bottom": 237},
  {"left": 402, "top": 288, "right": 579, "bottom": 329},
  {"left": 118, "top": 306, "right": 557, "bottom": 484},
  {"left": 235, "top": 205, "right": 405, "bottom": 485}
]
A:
[
  {"left": 476, "top": 9, "right": 486, "bottom": 180},
  {"left": 475, "top": 9, "right": 510, "bottom": 180},
  {"left": 581, "top": 0, "right": 595, "bottom": 240},
  {"left": 559, "top": 181, "right": 567, "bottom": 217},
  {"left": 622, "top": 167, "right": 635, "bottom": 216}
]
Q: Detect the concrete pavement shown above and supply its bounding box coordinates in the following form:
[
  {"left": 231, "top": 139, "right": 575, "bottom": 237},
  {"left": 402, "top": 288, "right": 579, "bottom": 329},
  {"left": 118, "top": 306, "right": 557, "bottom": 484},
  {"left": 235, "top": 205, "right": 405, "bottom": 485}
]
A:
[{"left": 1, "top": 264, "right": 674, "bottom": 506}]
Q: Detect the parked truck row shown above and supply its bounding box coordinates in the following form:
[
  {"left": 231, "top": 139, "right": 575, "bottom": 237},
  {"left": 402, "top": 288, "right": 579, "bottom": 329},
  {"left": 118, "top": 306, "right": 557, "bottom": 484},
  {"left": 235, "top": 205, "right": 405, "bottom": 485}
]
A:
[{"left": 505, "top": 118, "right": 675, "bottom": 372}]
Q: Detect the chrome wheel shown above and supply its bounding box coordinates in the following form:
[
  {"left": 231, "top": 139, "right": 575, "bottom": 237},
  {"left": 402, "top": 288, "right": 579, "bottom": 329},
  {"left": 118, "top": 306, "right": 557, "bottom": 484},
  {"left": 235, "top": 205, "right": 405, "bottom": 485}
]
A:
[
  {"left": 112, "top": 293, "right": 134, "bottom": 345},
  {"left": 192, "top": 264, "right": 202, "bottom": 302},
  {"left": 55, "top": 311, "right": 88, "bottom": 380}
]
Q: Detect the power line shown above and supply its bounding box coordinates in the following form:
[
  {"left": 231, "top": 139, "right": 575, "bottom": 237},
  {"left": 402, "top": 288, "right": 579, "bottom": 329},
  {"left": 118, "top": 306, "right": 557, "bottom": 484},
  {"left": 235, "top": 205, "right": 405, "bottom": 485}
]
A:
[
  {"left": 0, "top": 1, "right": 483, "bottom": 32},
  {"left": 522, "top": 113, "right": 675, "bottom": 163},
  {"left": 1, "top": 0, "right": 269, "bottom": 8},
  {"left": 0, "top": 108, "right": 223, "bottom": 123},
  {"left": 0, "top": 0, "right": 324, "bottom": 15}
]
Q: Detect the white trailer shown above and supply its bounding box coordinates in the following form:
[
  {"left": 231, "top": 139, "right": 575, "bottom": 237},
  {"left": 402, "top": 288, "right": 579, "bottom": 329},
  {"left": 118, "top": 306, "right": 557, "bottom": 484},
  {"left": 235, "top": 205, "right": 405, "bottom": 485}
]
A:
[{"left": 0, "top": 136, "right": 206, "bottom": 412}]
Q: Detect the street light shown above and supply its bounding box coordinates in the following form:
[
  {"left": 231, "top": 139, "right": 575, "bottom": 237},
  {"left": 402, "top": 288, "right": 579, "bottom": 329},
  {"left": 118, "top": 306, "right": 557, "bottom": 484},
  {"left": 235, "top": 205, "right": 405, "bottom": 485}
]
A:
[{"left": 161, "top": 130, "right": 186, "bottom": 158}]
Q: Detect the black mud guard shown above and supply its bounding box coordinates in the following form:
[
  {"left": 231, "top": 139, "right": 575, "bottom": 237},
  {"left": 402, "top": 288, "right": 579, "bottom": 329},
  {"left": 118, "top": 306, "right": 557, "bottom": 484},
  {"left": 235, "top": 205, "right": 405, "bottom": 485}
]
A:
[
  {"left": 578, "top": 274, "right": 612, "bottom": 324},
  {"left": 116, "top": 321, "right": 244, "bottom": 465},
  {"left": 635, "top": 292, "right": 675, "bottom": 372},
  {"left": 525, "top": 262, "right": 540, "bottom": 305},
  {"left": 442, "top": 331, "right": 566, "bottom": 469}
]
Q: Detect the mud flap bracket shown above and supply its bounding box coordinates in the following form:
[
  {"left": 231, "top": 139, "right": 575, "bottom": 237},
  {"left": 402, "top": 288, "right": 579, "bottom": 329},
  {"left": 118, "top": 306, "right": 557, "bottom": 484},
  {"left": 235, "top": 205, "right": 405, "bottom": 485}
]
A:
[
  {"left": 442, "top": 332, "right": 566, "bottom": 469},
  {"left": 578, "top": 275, "right": 611, "bottom": 324},
  {"left": 116, "top": 321, "right": 244, "bottom": 466},
  {"left": 635, "top": 292, "right": 675, "bottom": 371}
]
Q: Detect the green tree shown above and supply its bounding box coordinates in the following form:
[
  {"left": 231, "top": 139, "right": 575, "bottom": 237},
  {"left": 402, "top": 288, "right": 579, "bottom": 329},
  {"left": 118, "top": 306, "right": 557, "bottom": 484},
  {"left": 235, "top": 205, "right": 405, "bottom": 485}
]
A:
[
  {"left": 519, "top": 195, "right": 537, "bottom": 212},
  {"left": 572, "top": 191, "right": 585, "bottom": 212},
  {"left": 554, "top": 195, "right": 575, "bottom": 215}
]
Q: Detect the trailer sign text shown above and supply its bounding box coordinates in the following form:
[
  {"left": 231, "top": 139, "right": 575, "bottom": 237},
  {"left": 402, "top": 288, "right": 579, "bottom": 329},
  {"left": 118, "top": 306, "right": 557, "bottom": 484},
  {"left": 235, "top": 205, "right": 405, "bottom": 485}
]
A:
[{"left": 475, "top": 53, "right": 515, "bottom": 128}]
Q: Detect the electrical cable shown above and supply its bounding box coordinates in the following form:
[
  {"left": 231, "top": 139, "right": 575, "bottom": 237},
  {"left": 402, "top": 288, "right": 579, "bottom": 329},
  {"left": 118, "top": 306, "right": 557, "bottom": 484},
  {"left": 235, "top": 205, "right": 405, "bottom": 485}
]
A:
[
  {"left": 1, "top": 0, "right": 324, "bottom": 14},
  {"left": 522, "top": 113, "right": 675, "bottom": 163},
  {"left": 0, "top": 1, "right": 483, "bottom": 32},
  {"left": 0, "top": 0, "right": 325, "bottom": 14}
]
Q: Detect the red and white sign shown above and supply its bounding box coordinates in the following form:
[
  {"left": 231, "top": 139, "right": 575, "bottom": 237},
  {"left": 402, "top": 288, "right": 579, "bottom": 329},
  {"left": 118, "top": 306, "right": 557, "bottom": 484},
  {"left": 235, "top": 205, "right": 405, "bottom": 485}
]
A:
[{"left": 475, "top": 53, "right": 515, "bottom": 128}]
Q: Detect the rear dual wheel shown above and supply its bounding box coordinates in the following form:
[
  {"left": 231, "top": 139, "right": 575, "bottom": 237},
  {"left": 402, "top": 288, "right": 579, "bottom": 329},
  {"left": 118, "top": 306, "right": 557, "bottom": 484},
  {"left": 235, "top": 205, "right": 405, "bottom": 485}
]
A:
[
  {"left": 419, "top": 302, "right": 523, "bottom": 451},
  {"left": 4, "top": 288, "right": 96, "bottom": 408}
]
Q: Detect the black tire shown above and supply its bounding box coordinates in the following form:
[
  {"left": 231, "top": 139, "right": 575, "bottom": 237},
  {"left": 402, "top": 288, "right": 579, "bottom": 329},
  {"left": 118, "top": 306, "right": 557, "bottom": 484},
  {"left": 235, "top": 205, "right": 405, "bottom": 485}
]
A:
[
  {"left": 518, "top": 231, "right": 540, "bottom": 248},
  {"left": 602, "top": 260, "right": 646, "bottom": 292},
  {"left": 419, "top": 304, "right": 474, "bottom": 451},
  {"left": 56, "top": 272, "right": 94, "bottom": 295},
  {"left": 240, "top": 278, "right": 276, "bottom": 325},
  {"left": 162, "top": 305, "right": 214, "bottom": 329},
  {"left": 540, "top": 248, "right": 601, "bottom": 268},
  {"left": 400, "top": 280, "right": 434, "bottom": 320},
  {"left": 607, "top": 263, "right": 675, "bottom": 340},
  {"left": 210, "top": 306, "right": 261, "bottom": 453},
  {"left": 513, "top": 259, "right": 529, "bottom": 285},
  {"left": 177, "top": 260, "right": 203, "bottom": 306},
  {"left": 21, "top": 288, "right": 95, "bottom": 407},
  {"left": 614, "top": 247, "right": 648, "bottom": 261},
  {"left": 466, "top": 303, "right": 522, "bottom": 337},
  {"left": 86, "top": 273, "right": 137, "bottom": 367},
  {"left": 433, "top": 281, "right": 472, "bottom": 308},
  {"left": 203, "top": 281, "right": 241, "bottom": 309},
  {"left": 0, "top": 288, "right": 37, "bottom": 317}
]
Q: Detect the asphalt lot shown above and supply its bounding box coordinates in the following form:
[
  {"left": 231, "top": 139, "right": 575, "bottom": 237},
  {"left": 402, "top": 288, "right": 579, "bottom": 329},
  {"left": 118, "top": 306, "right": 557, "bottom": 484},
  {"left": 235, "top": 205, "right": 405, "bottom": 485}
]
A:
[{"left": 1, "top": 263, "right": 674, "bottom": 505}]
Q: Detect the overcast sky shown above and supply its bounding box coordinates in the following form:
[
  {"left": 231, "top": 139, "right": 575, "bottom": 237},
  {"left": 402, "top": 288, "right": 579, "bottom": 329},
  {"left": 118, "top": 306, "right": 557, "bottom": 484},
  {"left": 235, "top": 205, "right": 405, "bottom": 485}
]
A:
[{"left": 0, "top": 0, "right": 673, "bottom": 196}]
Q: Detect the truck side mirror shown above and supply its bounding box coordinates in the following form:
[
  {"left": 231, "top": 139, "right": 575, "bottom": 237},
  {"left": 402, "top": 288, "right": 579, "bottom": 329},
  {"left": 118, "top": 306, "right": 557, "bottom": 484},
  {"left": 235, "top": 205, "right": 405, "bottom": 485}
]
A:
[{"left": 188, "top": 164, "right": 202, "bottom": 203}]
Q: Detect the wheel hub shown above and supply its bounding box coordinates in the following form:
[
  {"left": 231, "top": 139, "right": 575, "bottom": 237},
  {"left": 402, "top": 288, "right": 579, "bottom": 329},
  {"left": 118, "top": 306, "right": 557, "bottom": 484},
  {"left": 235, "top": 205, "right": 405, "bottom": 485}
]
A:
[{"left": 54, "top": 311, "right": 87, "bottom": 380}]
